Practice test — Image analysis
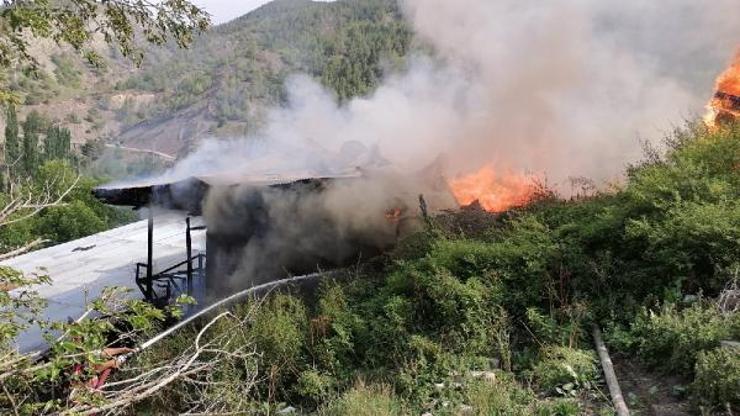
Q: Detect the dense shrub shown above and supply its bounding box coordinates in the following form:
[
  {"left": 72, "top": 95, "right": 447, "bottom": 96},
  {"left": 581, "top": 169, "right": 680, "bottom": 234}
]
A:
[
  {"left": 525, "top": 305, "right": 591, "bottom": 349},
  {"left": 296, "top": 369, "right": 333, "bottom": 404},
  {"left": 534, "top": 398, "right": 583, "bottom": 416},
  {"left": 246, "top": 293, "right": 309, "bottom": 401},
  {"left": 35, "top": 200, "right": 107, "bottom": 241},
  {"left": 630, "top": 301, "right": 739, "bottom": 376},
  {"left": 518, "top": 124, "right": 740, "bottom": 318},
  {"left": 619, "top": 126, "right": 740, "bottom": 295},
  {"left": 691, "top": 347, "right": 740, "bottom": 411},
  {"left": 308, "top": 281, "right": 365, "bottom": 374},
  {"left": 250, "top": 294, "right": 308, "bottom": 365}
]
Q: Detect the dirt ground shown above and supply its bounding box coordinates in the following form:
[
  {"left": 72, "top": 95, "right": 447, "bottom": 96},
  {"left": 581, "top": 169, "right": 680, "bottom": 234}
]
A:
[{"left": 612, "top": 355, "right": 692, "bottom": 416}]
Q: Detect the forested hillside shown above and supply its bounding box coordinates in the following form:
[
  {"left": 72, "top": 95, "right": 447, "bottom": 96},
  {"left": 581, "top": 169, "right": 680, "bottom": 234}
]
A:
[
  {"left": 1, "top": 0, "right": 412, "bottom": 170},
  {"left": 113, "top": 0, "right": 411, "bottom": 156}
]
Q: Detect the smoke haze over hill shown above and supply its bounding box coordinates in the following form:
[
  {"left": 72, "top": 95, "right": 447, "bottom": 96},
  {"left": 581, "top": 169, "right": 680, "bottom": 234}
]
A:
[{"left": 164, "top": 0, "right": 739, "bottom": 189}]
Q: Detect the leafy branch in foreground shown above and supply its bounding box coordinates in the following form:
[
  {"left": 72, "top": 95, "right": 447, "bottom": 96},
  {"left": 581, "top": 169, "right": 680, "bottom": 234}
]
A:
[
  {"left": 0, "top": 278, "right": 225, "bottom": 415},
  {"left": 0, "top": 0, "right": 211, "bottom": 102}
]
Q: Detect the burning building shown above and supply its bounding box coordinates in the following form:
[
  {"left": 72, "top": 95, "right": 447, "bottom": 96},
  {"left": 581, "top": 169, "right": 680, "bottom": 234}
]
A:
[{"left": 94, "top": 153, "right": 459, "bottom": 302}]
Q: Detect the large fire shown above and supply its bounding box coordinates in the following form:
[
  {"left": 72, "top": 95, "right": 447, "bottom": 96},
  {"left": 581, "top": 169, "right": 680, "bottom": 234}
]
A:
[
  {"left": 449, "top": 165, "right": 535, "bottom": 212},
  {"left": 704, "top": 50, "right": 740, "bottom": 127}
]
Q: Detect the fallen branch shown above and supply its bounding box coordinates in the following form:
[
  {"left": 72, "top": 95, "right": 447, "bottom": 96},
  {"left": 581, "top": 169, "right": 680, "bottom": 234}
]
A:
[
  {"left": 63, "top": 312, "right": 233, "bottom": 416},
  {"left": 593, "top": 325, "right": 629, "bottom": 416}
]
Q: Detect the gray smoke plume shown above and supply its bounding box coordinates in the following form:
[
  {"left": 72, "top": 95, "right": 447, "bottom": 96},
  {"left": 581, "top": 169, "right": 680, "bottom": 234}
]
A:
[{"left": 161, "top": 0, "right": 739, "bottom": 287}]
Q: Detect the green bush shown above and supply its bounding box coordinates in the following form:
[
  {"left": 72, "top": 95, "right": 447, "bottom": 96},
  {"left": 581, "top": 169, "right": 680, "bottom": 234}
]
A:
[
  {"left": 296, "top": 369, "right": 333, "bottom": 404},
  {"left": 309, "top": 281, "right": 365, "bottom": 372},
  {"left": 247, "top": 293, "right": 308, "bottom": 401},
  {"left": 516, "top": 124, "right": 740, "bottom": 318},
  {"left": 385, "top": 249, "right": 511, "bottom": 363},
  {"left": 631, "top": 302, "right": 738, "bottom": 376},
  {"left": 463, "top": 375, "right": 536, "bottom": 416},
  {"left": 691, "top": 348, "right": 740, "bottom": 411},
  {"left": 429, "top": 218, "right": 557, "bottom": 315},
  {"left": 318, "top": 383, "right": 406, "bottom": 416},
  {"left": 620, "top": 125, "right": 740, "bottom": 296},
  {"left": 525, "top": 305, "right": 591, "bottom": 349},
  {"left": 532, "top": 346, "right": 599, "bottom": 395},
  {"left": 249, "top": 293, "right": 307, "bottom": 365}
]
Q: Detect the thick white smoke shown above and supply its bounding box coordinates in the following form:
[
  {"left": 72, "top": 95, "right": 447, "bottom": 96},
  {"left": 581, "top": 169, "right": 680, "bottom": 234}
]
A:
[{"left": 152, "top": 0, "right": 740, "bottom": 287}]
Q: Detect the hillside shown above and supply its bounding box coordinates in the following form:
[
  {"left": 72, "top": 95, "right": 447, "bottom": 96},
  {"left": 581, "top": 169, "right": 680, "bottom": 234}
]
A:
[
  {"left": 0, "top": 0, "right": 410, "bottom": 178},
  {"left": 113, "top": 0, "right": 410, "bottom": 157}
]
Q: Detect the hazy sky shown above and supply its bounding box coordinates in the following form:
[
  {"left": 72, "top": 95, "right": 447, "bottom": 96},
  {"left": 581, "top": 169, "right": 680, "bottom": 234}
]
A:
[
  {"left": 195, "top": 0, "right": 335, "bottom": 24},
  {"left": 193, "top": 0, "right": 271, "bottom": 24}
]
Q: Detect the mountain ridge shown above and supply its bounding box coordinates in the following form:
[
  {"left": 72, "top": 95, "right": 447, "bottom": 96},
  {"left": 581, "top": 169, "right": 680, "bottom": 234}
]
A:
[
  {"left": 3, "top": 0, "right": 411, "bottom": 176},
  {"left": 112, "top": 0, "right": 409, "bottom": 159}
]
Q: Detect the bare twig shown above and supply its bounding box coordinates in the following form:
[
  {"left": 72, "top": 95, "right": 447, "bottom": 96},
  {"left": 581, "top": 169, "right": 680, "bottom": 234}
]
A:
[
  {"left": 0, "top": 238, "right": 49, "bottom": 261},
  {"left": 0, "top": 175, "right": 81, "bottom": 227},
  {"left": 64, "top": 312, "right": 235, "bottom": 416}
]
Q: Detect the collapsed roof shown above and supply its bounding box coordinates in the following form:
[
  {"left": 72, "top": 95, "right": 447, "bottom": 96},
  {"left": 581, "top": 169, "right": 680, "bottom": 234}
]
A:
[
  {"left": 93, "top": 169, "right": 363, "bottom": 214},
  {"left": 93, "top": 138, "right": 391, "bottom": 212},
  {"left": 93, "top": 139, "right": 390, "bottom": 213}
]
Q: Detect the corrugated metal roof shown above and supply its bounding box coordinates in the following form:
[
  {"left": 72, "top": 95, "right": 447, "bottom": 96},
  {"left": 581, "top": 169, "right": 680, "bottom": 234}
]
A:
[{"left": 3, "top": 211, "right": 205, "bottom": 353}]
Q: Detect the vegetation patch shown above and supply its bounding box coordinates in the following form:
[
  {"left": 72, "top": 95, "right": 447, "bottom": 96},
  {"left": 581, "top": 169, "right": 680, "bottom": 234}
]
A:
[
  {"left": 532, "top": 346, "right": 599, "bottom": 396},
  {"left": 691, "top": 347, "right": 740, "bottom": 411}
]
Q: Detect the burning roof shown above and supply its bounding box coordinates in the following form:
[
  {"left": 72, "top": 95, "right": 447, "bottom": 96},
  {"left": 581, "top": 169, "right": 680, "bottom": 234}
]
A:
[{"left": 704, "top": 50, "right": 740, "bottom": 126}]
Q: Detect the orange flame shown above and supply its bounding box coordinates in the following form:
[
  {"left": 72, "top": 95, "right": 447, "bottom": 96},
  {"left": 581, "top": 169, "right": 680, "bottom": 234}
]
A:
[
  {"left": 449, "top": 165, "right": 534, "bottom": 212},
  {"left": 704, "top": 50, "right": 740, "bottom": 126}
]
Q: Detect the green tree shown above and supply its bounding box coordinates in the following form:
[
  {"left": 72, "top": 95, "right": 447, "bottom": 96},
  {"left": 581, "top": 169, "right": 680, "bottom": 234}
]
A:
[
  {"left": 4, "top": 103, "right": 19, "bottom": 171},
  {"left": 43, "top": 125, "right": 70, "bottom": 161},
  {"left": 21, "top": 110, "right": 42, "bottom": 175},
  {"left": 321, "top": 21, "right": 411, "bottom": 100},
  {"left": 43, "top": 125, "right": 58, "bottom": 162},
  {"left": 60, "top": 126, "right": 71, "bottom": 160},
  {"left": 36, "top": 200, "right": 106, "bottom": 242}
]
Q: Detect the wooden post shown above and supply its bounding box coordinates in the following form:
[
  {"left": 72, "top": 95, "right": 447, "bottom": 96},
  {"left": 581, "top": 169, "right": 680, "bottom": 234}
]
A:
[
  {"left": 418, "top": 194, "right": 429, "bottom": 220},
  {"left": 146, "top": 207, "right": 154, "bottom": 300},
  {"left": 186, "top": 217, "right": 193, "bottom": 294},
  {"left": 593, "top": 325, "right": 629, "bottom": 416}
]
